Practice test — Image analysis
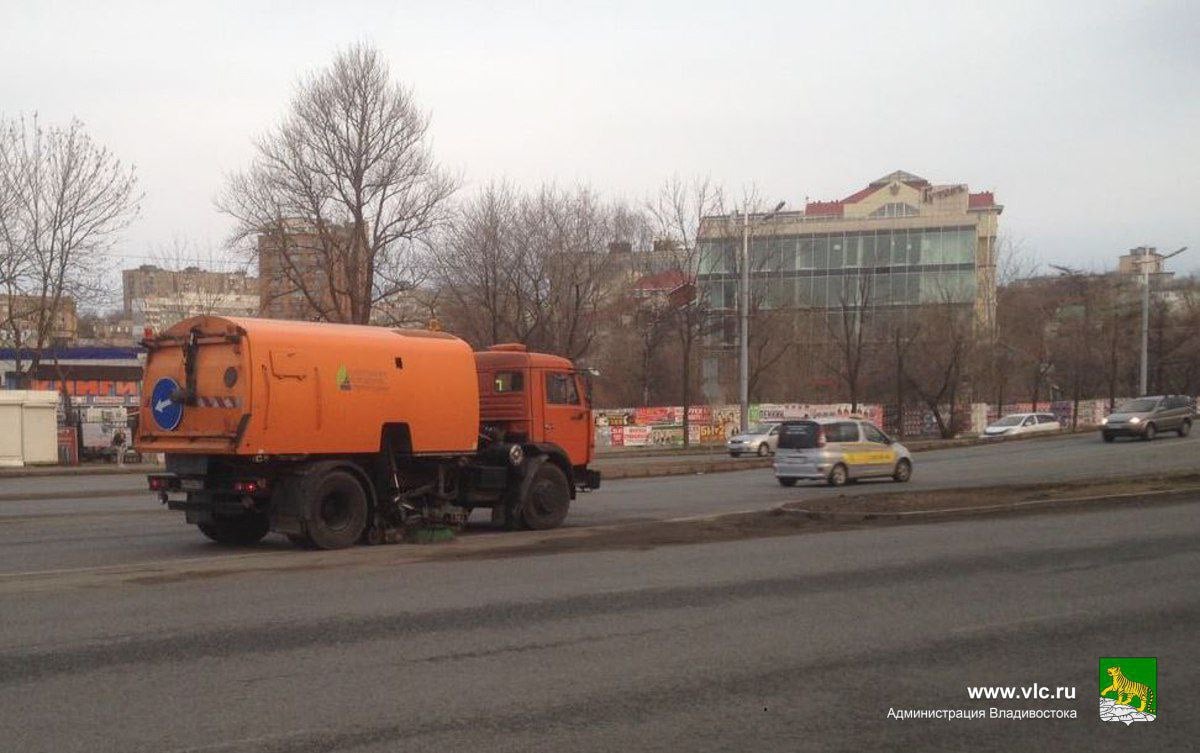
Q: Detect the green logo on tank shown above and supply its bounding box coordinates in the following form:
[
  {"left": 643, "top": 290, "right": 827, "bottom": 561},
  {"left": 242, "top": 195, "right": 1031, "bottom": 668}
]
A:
[{"left": 335, "top": 364, "right": 351, "bottom": 391}]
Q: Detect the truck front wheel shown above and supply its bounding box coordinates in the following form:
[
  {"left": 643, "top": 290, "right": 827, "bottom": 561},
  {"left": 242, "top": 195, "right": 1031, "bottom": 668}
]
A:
[
  {"left": 302, "top": 470, "right": 369, "bottom": 550},
  {"left": 519, "top": 463, "right": 571, "bottom": 530},
  {"left": 197, "top": 513, "right": 270, "bottom": 546}
]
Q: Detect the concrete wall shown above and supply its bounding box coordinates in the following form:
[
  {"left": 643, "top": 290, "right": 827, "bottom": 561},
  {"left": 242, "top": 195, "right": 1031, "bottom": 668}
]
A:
[{"left": 0, "top": 390, "right": 59, "bottom": 466}]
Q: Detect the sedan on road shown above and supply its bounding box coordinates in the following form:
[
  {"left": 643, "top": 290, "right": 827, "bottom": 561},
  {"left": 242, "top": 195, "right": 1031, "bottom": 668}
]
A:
[
  {"left": 983, "top": 412, "right": 1062, "bottom": 438},
  {"left": 727, "top": 423, "right": 780, "bottom": 457}
]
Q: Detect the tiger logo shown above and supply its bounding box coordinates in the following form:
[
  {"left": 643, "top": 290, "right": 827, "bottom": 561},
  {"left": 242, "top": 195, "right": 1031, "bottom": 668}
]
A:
[{"left": 1101, "top": 666, "right": 1155, "bottom": 713}]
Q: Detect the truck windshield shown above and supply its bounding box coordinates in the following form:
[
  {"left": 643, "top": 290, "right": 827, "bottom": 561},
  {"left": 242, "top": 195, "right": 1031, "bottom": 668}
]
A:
[{"left": 778, "top": 422, "right": 820, "bottom": 449}]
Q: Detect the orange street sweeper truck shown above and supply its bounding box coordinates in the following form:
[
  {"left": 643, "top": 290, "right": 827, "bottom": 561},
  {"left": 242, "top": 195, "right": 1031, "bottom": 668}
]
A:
[{"left": 137, "top": 316, "right": 600, "bottom": 549}]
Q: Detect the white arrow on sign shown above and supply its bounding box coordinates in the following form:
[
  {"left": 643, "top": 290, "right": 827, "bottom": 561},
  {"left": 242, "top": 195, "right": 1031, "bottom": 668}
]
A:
[{"left": 155, "top": 398, "right": 174, "bottom": 412}]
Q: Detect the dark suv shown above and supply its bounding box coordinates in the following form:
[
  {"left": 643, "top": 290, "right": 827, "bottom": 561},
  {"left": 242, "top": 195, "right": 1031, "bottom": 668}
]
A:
[{"left": 1101, "top": 395, "right": 1195, "bottom": 442}]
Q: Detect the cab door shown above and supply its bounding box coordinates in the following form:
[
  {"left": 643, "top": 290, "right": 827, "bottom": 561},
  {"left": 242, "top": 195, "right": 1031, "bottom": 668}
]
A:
[{"left": 541, "top": 369, "right": 590, "bottom": 466}]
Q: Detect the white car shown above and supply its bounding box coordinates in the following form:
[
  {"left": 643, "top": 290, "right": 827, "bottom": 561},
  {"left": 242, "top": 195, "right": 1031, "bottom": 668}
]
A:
[{"left": 983, "top": 412, "right": 1062, "bottom": 438}]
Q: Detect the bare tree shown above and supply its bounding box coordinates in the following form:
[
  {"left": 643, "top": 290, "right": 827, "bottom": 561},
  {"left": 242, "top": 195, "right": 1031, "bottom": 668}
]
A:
[
  {"left": 1159, "top": 279, "right": 1200, "bottom": 395},
  {"left": 0, "top": 114, "right": 139, "bottom": 379},
  {"left": 646, "top": 176, "right": 724, "bottom": 445},
  {"left": 434, "top": 183, "right": 630, "bottom": 364},
  {"left": 219, "top": 43, "right": 456, "bottom": 324},
  {"left": 706, "top": 192, "right": 794, "bottom": 404},
  {"left": 824, "top": 269, "right": 875, "bottom": 411},
  {"left": 434, "top": 181, "right": 519, "bottom": 345},
  {"left": 901, "top": 295, "right": 977, "bottom": 438},
  {"left": 995, "top": 235, "right": 1039, "bottom": 287},
  {"left": 520, "top": 186, "right": 622, "bottom": 359},
  {"left": 746, "top": 306, "right": 794, "bottom": 401},
  {"left": 977, "top": 235, "right": 1040, "bottom": 414},
  {"left": 1050, "top": 271, "right": 1102, "bottom": 429},
  {"left": 1096, "top": 277, "right": 1136, "bottom": 409},
  {"left": 629, "top": 292, "right": 674, "bottom": 405},
  {"left": 0, "top": 121, "right": 28, "bottom": 350}
]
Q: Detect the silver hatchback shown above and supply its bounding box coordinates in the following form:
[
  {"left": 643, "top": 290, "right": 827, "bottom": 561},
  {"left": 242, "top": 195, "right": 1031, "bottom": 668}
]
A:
[
  {"left": 773, "top": 417, "right": 913, "bottom": 487},
  {"left": 727, "top": 423, "right": 780, "bottom": 457},
  {"left": 1101, "top": 395, "right": 1195, "bottom": 442}
]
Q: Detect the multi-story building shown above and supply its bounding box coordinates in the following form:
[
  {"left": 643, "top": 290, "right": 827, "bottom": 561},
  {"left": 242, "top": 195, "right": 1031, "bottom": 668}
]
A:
[
  {"left": 131, "top": 291, "right": 261, "bottom": 334},
  {"left": 122, "top": 264, "right": 259, "bottom": 335},
  {"left": 257, "top": 223, "right": 355, "bottom": 321},
  {"left": 0, "top": 295, "right": 78, "bottom": 348},
  {"left": 697, "top": 170, "right": 1003, "bottom": 344},
  {"left": 1118, "top": 246, "right": 1175, "bottom": 277},
  {"left": 122, "top": 265, "right": 257, "bottom": 317}
]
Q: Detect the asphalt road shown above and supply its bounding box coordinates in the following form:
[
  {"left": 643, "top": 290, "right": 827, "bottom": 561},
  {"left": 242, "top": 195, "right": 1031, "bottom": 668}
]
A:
[
  {"left": 0, "top": 431, "right": 1195, "bottom": 574},
  {"left": 1, "top": 495, "right": 1196, "bottom": 752}
]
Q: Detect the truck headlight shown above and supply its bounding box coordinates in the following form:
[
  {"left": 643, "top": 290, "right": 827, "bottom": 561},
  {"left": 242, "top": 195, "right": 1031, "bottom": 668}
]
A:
[
  {"left": 508, "top": 444, "right": 524, "bottom": 466},
  {"left": 1128, "top": 416, "right": 1141, "bottom": 425},
  {"left": 1100, "top": 417, "right": 1108, "bottom": 425}
]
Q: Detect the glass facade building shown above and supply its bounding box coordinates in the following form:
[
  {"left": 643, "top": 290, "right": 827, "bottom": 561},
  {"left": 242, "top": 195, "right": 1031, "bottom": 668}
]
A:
[{"left": 696, "top": 172, "right": 1001, "bottom": 344}]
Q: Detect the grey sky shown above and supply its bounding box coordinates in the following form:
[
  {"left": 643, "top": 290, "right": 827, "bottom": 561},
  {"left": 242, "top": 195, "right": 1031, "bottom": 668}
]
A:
[{"left": 3, "top": 0, "right": 1196, "bottom": 283}]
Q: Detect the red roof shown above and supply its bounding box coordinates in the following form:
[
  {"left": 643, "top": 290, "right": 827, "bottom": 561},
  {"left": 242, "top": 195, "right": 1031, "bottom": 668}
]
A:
[
  {"left": 839, "top": 180, "right": 927, "bottom": 206},
  {"left": 840, "top": 185, "right": 878, "bottom": 204},
  {"left": 805, "top": 178, "right": 922, "bottom": 215},
  {"left": 804, "top": 200, "right": 844, "bottom": 217},
  {"left": 968, "top": 191, "right": 995, "bottom": 209},
  {"left": 632, "top": 269, "right": 688, "bottom": 292},
  {"left": 803, "top": 174, "right": 997, "bottom": 219}
]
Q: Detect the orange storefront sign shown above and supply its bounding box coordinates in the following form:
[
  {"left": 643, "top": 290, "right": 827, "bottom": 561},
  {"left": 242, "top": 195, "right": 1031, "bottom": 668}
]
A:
[{"left": 32, "top": 379, "right": 140, "bottom": 397}]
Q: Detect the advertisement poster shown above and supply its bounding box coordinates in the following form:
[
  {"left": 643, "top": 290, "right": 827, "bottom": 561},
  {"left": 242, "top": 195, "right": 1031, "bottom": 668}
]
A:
[
  {"left": 649, "top": 426, "right": 683, "bottom": 446},
  {"left": 621, "top": 426, "right": 652, "bottom": 447},
  {"left": 687, "top": 405, "right": 711, "bottom": 424},
  {"left": 635, "top": 407, "right": 677, "bottom": 426}
]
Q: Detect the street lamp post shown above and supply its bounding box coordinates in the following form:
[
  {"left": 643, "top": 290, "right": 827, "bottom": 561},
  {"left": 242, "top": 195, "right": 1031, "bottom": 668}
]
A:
[
  {"left": 1136, "top": 246, "right": 1186, "bottom": 395},
  {"left": 738, "top": 200, "right": 785, "bottom": 433}
]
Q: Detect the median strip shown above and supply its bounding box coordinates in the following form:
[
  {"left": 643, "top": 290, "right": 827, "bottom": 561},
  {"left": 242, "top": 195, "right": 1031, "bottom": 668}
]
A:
[{"left": 5, "top": 473, "right": 1196, "bottom": 594}]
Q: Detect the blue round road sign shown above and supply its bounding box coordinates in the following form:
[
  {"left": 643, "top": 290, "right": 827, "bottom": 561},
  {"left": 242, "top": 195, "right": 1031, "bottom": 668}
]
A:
[{"left": 151, "top": 377, "right": 184, "bottom": 431}]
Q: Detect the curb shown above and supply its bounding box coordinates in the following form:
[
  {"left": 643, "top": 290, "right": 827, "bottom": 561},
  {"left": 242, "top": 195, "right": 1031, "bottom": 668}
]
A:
[
  {"left": 0, "top": 428, "right": 1097, "bottom": 481},
  {"left": 599, "top": 457, "right": 772, "bottom": 480},
  {"left": 0, "top": 465, "right": 163, "bottom": 479},
  {"left": 0, "top": 489, "right": 148, "bottom": 503},
  {"left": 778, "top": 485, "right": 1200, "bottom": 523}
]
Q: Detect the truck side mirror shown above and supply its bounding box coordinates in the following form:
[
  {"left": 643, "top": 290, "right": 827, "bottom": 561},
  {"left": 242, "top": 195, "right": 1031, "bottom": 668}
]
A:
[{"left": 577, "top": 367, "right": 599, "bottom": 405}]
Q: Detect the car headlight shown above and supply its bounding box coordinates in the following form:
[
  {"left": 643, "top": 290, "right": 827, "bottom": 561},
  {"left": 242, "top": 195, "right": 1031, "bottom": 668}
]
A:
[
  {"left": 1101, "top": 417, "right": 1108, "bottom": 425},
  {"left": 1128, "top": 416, "right": 1141, "bottom": 424}
]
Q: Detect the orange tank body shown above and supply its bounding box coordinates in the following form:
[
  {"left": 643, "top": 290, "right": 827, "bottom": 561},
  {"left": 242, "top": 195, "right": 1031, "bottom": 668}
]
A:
[{"left": 137, "top": 316, "right": 479, "bottom": 457}]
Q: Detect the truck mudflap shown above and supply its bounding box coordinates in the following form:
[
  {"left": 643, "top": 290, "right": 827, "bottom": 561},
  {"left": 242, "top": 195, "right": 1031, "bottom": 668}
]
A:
[{"left": 579, "top": 468, "right": 601, "bottom": 491}]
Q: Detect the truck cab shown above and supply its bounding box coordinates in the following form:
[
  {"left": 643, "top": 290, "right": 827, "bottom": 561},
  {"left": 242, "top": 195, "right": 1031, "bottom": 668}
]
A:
[{"left": 475, "top": 344, "right": 597, "bottom": 488}]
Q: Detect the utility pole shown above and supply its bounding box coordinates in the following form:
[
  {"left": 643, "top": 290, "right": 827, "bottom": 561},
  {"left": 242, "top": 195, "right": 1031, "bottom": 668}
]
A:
[
  {"left": 1134, "top": 246, "right": 1186, "bottom": 395},
  {"left": 738, "top": 200, "right": 785, "bottom": 432},
  {"left": 739, "top": 210, "right": 749, "bottom": 433},
  {"left": 1139, "top": 263, "right": 1149, "bottom": 395}
]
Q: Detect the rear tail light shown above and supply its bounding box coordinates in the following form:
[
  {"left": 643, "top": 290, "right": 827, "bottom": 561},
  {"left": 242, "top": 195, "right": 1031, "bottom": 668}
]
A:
[
  {"left": 233, "top": 479, "right": 268, "bottom": 494},
  {"left": 816, "top": 429, "right": 826, "bottom": 448},
  {"left": 148, "top": 477, "right": 168, "bottom": 491}
]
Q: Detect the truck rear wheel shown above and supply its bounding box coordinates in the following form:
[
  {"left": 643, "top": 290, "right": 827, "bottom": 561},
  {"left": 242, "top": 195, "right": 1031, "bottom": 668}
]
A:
[
  {"left": 519, "top": 463, "right": 570, "bottom": 530},
  {"left": 302, "top": 470, "right": 369, "bottom": 550},
  {"left": 197, "top": 513, "right": 270, "bottom": 546}
]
